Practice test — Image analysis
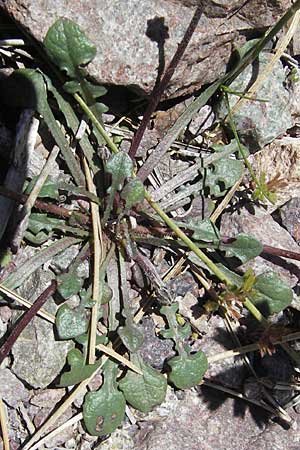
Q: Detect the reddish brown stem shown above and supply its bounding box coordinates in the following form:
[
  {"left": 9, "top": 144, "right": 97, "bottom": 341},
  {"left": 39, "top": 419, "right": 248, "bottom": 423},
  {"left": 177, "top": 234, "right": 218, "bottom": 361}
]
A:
[
  {"left": 0, "top": 280, "right": 57, "bottom": 364},
  {"left": 0, "top": 186, "right": 90, "bottom": 226},
  {"left": 132, "top": 224, "right": 300, "bottom": 262},
  {"left": 260, "top": 245, "right": 300, "bottom": 262},
  {"left": 128, "top": 3, "right": 204, "bottom": 160}
]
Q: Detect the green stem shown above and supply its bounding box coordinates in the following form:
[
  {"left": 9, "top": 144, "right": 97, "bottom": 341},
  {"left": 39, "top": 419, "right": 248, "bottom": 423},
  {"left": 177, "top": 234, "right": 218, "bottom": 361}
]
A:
[
  {"left": 144, "top": 191, "right": 232, "bottom": 286},
  {"left": 243, "top": 298, "right": 268, "bottom": 326},
  {"left": 223, "top": 91, "right": 259, "bottom": 186},
  {"left": 74, "top": 93, "right": 119, "bottom": 155}
]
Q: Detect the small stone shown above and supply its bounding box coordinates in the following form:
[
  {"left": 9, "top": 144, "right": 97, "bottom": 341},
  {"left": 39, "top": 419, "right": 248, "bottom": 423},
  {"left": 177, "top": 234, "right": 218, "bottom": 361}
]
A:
[
  {"left": 139, "top": 317, "right": 175, "bottom": 370},
  {"left": 221, "top": 208, "right": 300, "bottom": 288},
  {"left": 30, "top": 388, "right": 66, "bottom": 408},
  {"left": 12, "top": 317, "right": 72, "bottom": 389},
  {"left": 0, "top": 368, "right": 30, "bottom": 408},
  {"left": 280, "top": 197, "right": 300, "bottom": 244}
]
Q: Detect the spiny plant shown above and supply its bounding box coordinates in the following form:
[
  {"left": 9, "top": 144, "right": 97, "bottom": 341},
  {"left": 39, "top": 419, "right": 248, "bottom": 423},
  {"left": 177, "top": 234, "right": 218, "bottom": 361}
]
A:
[{"left": 1, "top": 2, "right": 300, "bottom": 446}]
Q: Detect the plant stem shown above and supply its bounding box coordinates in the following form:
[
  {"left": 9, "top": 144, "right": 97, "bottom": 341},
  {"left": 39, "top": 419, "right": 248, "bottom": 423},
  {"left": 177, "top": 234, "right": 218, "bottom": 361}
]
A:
[
  {"left": 0, "top": 280, "right": 57, "bottom": 364},
  {"left": 0, "top": 186, "right": 90, "bottom": 226},
  {"left": 144, "top": 191, "right": 232, "bottom": 286},
  {"left": 128, "top": 4, "right": 204, "bottom": 160},
  {"left": 74, "top": 93, "right": 119, "bottom": 155},
  {"left": 223, "top": 91, "right": 259, "bottom": 185}
]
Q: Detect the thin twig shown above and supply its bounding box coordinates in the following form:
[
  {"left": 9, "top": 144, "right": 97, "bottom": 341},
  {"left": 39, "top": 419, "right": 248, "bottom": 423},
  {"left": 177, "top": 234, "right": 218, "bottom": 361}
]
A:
[
  {"left": 12, "top": 146, "right": 60, "bottom": 250},
  {"left": 0, "top": 284, "right": 55, "bottom": 323},
  {"left": 210, "top": 175, "right": 244, "bottom": 223},
  {"left": 26, "top": 413, "right": 83, "bottom": 450},
  {"left": 0, "top": 186, "right": 90, "bottom": 226},
  {"left": 128, "top": 3, "right": 204, "bottom": 160},
  {"left": 230, "top": 9, "right": 300, "bottom": 116},
  {"left": 0, "top": 280, "right": 57, "bottom": 364},
  {"left": 83, "top": 158, "right": 102, "bottom": 365},
  {"left": 0, "top": 396, "right": 10, "bottom": 450},
  {"left": 97, "top": 343, "right": 142, "bottom": 375},
  {"left": 207, "top": 330, "right": 300, "bottom": 363},
  {"left": 202, "top": 380, "right": 283, "bottom": 417}
]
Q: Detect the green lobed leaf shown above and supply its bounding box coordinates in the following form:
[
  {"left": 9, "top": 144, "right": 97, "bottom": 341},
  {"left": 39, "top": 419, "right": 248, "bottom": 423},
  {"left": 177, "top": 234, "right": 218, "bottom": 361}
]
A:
[
  {"left": 188, "top": 218, "right": 220, "bottom": 243},
  {"left": 106, "top": 152, "right": 133, "bottom": 190},
  {"left": 57, "top": 271, "right": 84, "bottom": 299},
  {"left": 28, "top": 213, "right": 65, "bottom": 235},
  {"left": 83, "top": 360, "right": 126, "bottom": 436},
  {"left": 118, "top": 320, "right": 144, "bottom": 353},
  {"left": 119, "top": 353, "right": 167, "bottom": 413},
  {"left": 121, "top": 178, "right": 145, "bottom": 209},
  {"left": 168, "top": 351, "right": 208, "bottom": 389},
  {"left": 59, "top": 348, "right": 100, "bottom": 387},
  {"left": 103, "top": 152, "right": 133, "bottom": 223},
  {"left": 205, "top": 158, "right": 244, "bottom": 197},
  {"left": 160, "top": 303, "right": 191, "bottom": 345},
  {"left": 212, "top": 138, "right": 249, "bottom": 159},
  {"left": 220, "top": 234, "right": 263, "bottom": 264},
  {"left": 56, "top": 304, "right": 89, "bottom": 339},
  {"left": 44, "top": 18, "right": 96, "bottom": 79},
  {"left": 250, "top": 271, "right": 293, "bottom": 315}
]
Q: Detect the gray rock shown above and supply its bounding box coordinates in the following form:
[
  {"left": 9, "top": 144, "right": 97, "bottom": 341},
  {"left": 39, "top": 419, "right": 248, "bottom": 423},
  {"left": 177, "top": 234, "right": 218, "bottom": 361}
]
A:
[
  {"left": 139, "top": 317, "right": 175, "bottom": 370},
  {"left": 30, "top": 388, "right": 65, "bottom": 408},
  {"left": 280, "top": 197, "right": 300, "bottom": 244},
  {"left": 0, "top": 368, "right": 30, "bottom": 407},
  {"left": 217, "top": 53, "right": 294, "bottom": 151},
  {"left": 11, "top": 316, "right": 71, "bottom": 388},
  {"left": 1, "top": 1, "right": 292, "bottom": 98},
  {"left": 133, "top": 388, "right": 268, "bottom": 450},
  {"left": 221, "top": 208, "right": 300, "bottom": 288},
  {"left": 49, "top": 244, "right": 80, "bottom": 272},
  {"left": 198, "top": 315, "right": 249, "bottom": 388}
]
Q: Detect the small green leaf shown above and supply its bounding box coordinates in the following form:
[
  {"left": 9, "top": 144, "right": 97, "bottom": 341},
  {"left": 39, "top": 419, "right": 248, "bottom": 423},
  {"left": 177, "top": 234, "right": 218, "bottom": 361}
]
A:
[
  {"left": 220, "top": 234, "right": 263, "bottom": 264},
  {"left": 24, "top": 230, "right": 51, "bottom": 245},
  {"left": 168, "top": 351, "right": 208, "bottom": 389},
  {"left": 57, "top": 271, "right": 83, "bottom": 299},
  {"left": 25, "top": 177, "right": 59, "bottom": 199},
  {"left": 119, "top": 353, "right": 167, "bottom": 413},
  {"left": 62, "top": 80, "right": 81, "bottom": 94},
  {"left": 205, "top": 158, "right": 243, "bottom": 197},
  {"left": 101, "top": 283, "right": 113, "bottom": 305},
  {"left": 188, "top": 218, "right": 220, "bottom": 243},
  {"left": 212, "top": 139, "right": 249, "bottom": 159},
  {"left": 84, "top": 81, "right": 107, "bottom": 99},
  {"left": 56, "top": 304, "right": 89, "bottom": 339},
  {"left": 103, "top": 152, "right": 133, "bottom": 223},
  {"left": 75, "top": 333, "right": 107, "bottom": 347},
  {"left": 44, "top": 18, "right": 96, "bottom": 79},
  {"left": 121, "top": 178, "right": 145, "bottom": 209},
  {"left": 250, "top": 271, "right": 293, "bottom": 315},
  {"left": 160, "top": 303, "right": 191, "bottom": 346},
  {"left": 28, "top": 213, "right": 64, "bottom": 234},
  {"left": 83, "top": 360, "right": 126, "bottom": 436},
  {"left": 106, "top": 152, "right": 133, "bottom": 190},
  {"left": 59, "top": 348, "right": 100, "bottom": 387},
  {"left": 118, "top": 320, "right": 144, "bottom": 353}
]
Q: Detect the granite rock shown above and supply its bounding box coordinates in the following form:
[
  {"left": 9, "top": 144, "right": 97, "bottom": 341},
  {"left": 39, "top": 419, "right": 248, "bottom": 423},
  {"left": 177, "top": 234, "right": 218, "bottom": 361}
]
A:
[
  {"left": 11, "top": 316, "right": 71, "bottom": 388},
  {"left": 1, "top": 0, "right": 292, "bottom": 98}
]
